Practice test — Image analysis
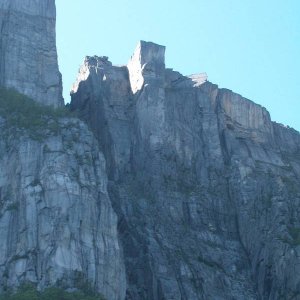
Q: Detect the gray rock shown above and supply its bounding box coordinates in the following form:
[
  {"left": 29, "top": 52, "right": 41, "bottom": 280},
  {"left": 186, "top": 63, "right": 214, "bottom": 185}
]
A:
[
  {"left": 71, "top": 41, "right": 300, "bottom": 299},
  {"left": 127, "top": 40, "right": 165, "bottom": 94},
  {"left": 1, "top": 1, "right": 300, "bottom": 297},
  {"left": 0, "top": 0, "right": 63, "bottom": 107},
  {"left": 0, "top": 118, "right": 126, "bottom": 300}
]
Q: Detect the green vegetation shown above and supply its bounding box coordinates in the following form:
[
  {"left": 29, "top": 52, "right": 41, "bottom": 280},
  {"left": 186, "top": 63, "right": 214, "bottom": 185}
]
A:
[
  {"left": 0, "top": 88, "right": 74, "bottom": 140},
  {"left": 279, "top": 227, "right": 300, "bottom": 247},
  {"left": 262, "top": 194, "right": 272, "bottom": 209},
  {"left": 197, "top": 255, "right": 224, "bottom": 271},
  {"left": 0, "top": 284, "right": 106, "bottom": 300},
  {"left": 288, "top": 226, "right": 300, "bottom": 246},
  {"left": 6, "top": 202, "right": 19, "bottom": 211},
  {"left": 74, "top": 153, "right": 93, "bottom": 166},
  {"left": 281, "top": 176, "right": 299, "bottom": 194}
]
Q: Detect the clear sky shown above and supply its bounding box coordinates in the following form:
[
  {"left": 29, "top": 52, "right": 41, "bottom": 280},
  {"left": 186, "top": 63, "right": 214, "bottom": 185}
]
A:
[{"left": 56, "top": 0, "right": 300, "bottom": 131}]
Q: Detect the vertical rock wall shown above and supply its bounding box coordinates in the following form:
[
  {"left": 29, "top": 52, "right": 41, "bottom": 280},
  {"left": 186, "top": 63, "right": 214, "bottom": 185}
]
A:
[
  {"left": 0, "top": 117, "right": 126, "bottom": 300},
  {"left": 71, "top": 41, "right": 300, "bottom": 299},
  {"left": 0, "top": 0, "right": 63, "bottom": 106}
]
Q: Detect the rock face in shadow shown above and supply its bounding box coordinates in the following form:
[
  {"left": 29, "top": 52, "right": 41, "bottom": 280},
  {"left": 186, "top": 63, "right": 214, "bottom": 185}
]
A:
[
  {"left": 0, "top": 0, "right": 63, "bottom": 107},
  {"left": 71, "top": 41, "right": 300, "bottom": 300}
]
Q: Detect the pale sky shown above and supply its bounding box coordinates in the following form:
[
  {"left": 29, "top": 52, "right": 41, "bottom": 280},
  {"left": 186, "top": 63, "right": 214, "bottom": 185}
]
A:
[{"left": 56, "top": 0, "right": 300, "bottom": 131}]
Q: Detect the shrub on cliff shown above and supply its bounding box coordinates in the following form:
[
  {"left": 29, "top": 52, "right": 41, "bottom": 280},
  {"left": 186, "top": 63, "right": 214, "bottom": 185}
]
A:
[
  {"left": 0, "top": 88, "right": 74, "bottom": 140},
  {"left": 0, "top": 284, "right": 106, "bottom": 300}
]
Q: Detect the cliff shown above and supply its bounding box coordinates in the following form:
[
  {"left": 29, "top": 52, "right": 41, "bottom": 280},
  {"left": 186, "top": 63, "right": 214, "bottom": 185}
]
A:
[
  {"left": 70, "top": 41, "right": 300, "bottom": 299},
  {"left": 0, "top": 0, "right": 300, "bottom": 298},
  {"left": 0, "top": 0, "right": 63, "bottom": 107},
  {"left": 0, "top": 89, "right": 126, "bottom": 300}
]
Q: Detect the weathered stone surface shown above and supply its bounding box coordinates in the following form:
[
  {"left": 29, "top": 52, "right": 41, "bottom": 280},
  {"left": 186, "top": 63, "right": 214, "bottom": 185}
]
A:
[
  {"left": 0, "top": 0, "right": 63, "bottom": 106},
  {"left": 0, "top": 117, "right": 126, "bottom": 300},
  {"left": 71, "top": 41, "right": 300, "bottom": 299},
  {"left": 127, "top": 40, "right": 165, "bottom": 94},
  {"left": 1, "top": 2, "right": 300, "bottom": 297}
]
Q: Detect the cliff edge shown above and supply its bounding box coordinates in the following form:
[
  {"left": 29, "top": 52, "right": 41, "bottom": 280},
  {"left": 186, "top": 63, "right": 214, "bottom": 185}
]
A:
[{"left": 70, "top": 41, "right": 300, "bottom": 299}]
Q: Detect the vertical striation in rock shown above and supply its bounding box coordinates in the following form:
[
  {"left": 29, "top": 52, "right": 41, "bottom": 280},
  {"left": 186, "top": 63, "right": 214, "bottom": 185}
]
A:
[
  {"left": 0, "top": 115, "right": 126, "bottom": 300},
  {"left": 128, "top": 41, "right": 167, "bottom": 148},
  {"left": 71, "top": 41, "right": 300, "bottom": 299},
  {"left": 127, "top": 40, "right": 165, "bottom": 94},
  {"left": 0, "top": 0, "right": 63, "bottom": 106}
]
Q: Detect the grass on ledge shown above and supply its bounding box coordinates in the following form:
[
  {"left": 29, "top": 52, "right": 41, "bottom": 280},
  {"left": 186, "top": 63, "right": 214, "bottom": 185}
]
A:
[
  {"left": 0, "top": 284, "right": 106, "bottom": 300},
  {"left": 0, "top": 88, "right": 74, "bottom": 140}
]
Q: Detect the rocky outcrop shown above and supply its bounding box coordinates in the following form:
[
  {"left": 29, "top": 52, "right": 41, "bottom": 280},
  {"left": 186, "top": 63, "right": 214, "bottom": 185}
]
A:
[
  {"left": 127, "top": 41, "right": 165, "bottom": 94},
  {"left": 0, "top": 0, "right": 299, "bottom": 297},
  {"left": 0, "top": 105, "right": 126, "bottom": 300},
  {"left": 71, "top": 41, "right": 300, "bottom": 299},
  {"left": 0, "top": 0, "right": 63, "bottom": 107}
]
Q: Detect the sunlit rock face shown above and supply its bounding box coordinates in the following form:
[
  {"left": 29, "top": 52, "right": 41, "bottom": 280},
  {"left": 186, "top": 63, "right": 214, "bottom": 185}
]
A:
[
  {"left": 71, "top": 40, "right": 300, "bottom": 300},
  {"left": 0, "top": 117, "right": 126, "bottom": 300},
  {"left": 127, "top": 41, "right": 165, "bottom": 94},
  {"left": 0, "top": 0, "right": 63, "bottom": 106}
]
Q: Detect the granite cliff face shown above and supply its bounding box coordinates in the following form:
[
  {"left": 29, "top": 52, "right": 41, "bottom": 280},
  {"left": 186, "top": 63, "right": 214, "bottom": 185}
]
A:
[
  {"left": 0, "top": 94, "right": 126, "bottom": 300},
  {"left": 0, "top": 0, "right": 300, "bottom": 298},
  {"left": 0, "top": 1, "right": 125, "bottom": 299},
  {"left": 71, "top": 41, "right": 300, "bottom": 299},
  {"left": 0, "top": 0, "right": 63, "bottom": 107}
]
